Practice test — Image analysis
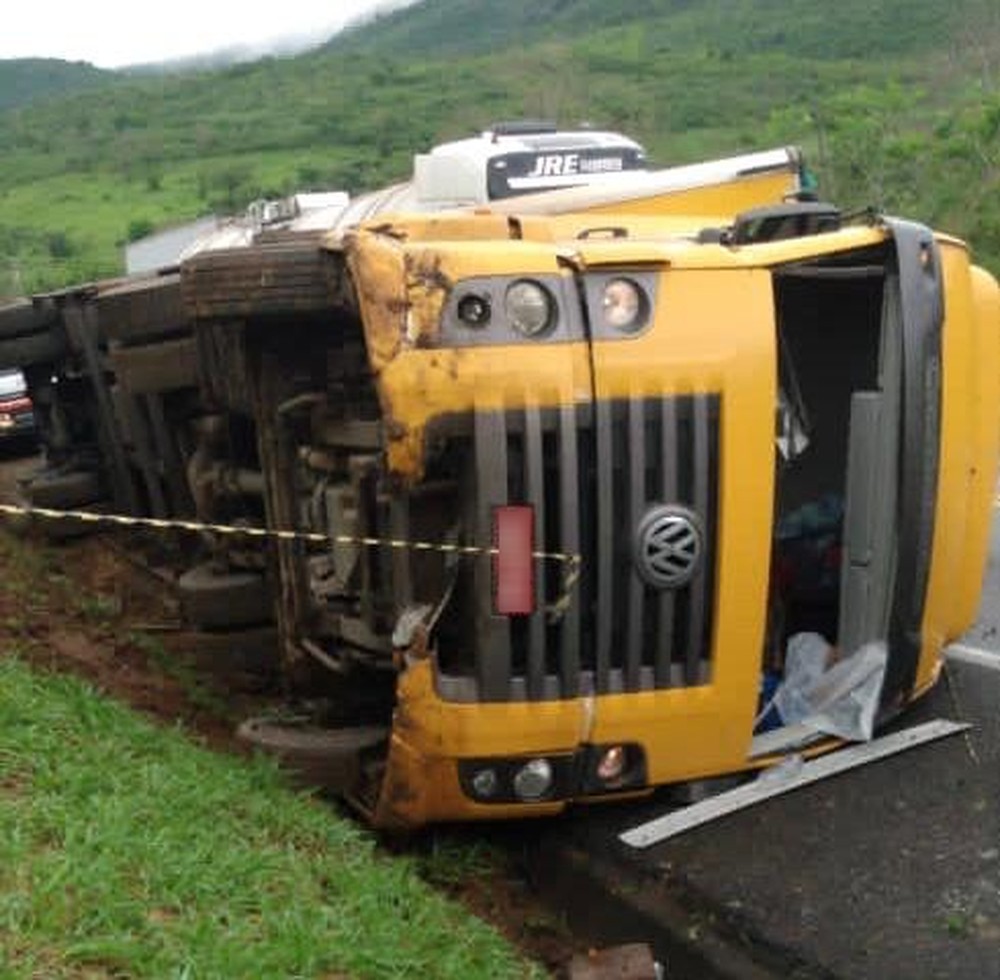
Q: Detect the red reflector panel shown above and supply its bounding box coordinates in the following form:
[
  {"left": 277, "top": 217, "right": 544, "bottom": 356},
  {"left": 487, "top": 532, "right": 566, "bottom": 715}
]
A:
[{"left": 494, "top": 505, "right": 535, "bottom": 615}]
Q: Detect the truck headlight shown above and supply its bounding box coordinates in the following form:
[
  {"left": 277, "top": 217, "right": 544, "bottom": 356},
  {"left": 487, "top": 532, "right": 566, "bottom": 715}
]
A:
[
  {"left": 512, "top": 758, "right": 555, "bottom": 800},
  {"left": 457, "top": 292, "right": 491, "bottom": 327},
  {"left": 469, "top": 767, "right": 499, "bottom": 799},
  {"left": 596, "top": 744, "right": 627, "bottom": 783},
  {"left": 505, "top": 280, "right": 555, "bottom": 337},
  {"left": 601, "top": 277, "right": 647, "bottom": 333},
  {"left": 580, "top": 742, "right": 647, "bottom": 794}
]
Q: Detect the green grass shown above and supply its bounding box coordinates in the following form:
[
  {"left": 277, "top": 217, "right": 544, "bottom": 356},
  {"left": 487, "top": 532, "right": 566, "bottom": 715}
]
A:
[
  {"left": 0, "top": 144, "right": 402, "bottom": 294},
  {"left": 0, "top": 654, "right": 542, "bottom": 979},
  {"left": 127, "top": 628, "right": 236, "bottom": 719}
]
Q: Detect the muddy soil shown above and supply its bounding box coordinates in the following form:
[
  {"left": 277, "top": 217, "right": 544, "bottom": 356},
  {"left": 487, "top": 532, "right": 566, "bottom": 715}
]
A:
[{"left": 0, "top": 450, "right": 583, "bottom": 976}]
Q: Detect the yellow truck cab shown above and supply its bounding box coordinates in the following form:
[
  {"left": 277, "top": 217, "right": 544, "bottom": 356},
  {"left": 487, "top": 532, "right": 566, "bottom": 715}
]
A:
[{"left": 181, "top": 133, "right": 1000, "bottom": 828}]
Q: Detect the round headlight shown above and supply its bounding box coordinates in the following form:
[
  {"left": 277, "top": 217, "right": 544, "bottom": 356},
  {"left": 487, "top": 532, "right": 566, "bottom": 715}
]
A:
[
  {"left": 512, "top": 758, "right": 554, "bottom": 801},
  {"left": 470, "top": 767, "right": 499, "bottom": 799},
  {"left": 505, "top": 280, "right": 555, "bottom": 337},
  {"left": 601, "top": 278, "right": 646, "bottom": 333},
  {"left": 457, "top": 293, "right": 491, "bottom": 328},
  {"left": 596, "top": 745, "right": 627, "bottom": 784}
]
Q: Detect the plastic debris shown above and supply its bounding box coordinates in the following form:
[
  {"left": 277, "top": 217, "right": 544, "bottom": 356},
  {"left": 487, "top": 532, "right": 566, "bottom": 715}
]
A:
[{"left": 770, "top": 632, "right": 888, "bottom": 742}]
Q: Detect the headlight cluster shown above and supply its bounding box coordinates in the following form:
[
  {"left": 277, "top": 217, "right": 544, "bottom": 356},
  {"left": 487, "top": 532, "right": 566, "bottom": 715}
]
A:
[
  {"left": 462, "top": 756, "right": 561, "bottom": 804},
  {"left": 459, "top": 743, "right": 647, "bottom": 805},
  {"left": 447, "top": 271, "right": 655, "bottom": 345},
  {"left": 454, "top": 278, "right": 559, "bottom": 338}
]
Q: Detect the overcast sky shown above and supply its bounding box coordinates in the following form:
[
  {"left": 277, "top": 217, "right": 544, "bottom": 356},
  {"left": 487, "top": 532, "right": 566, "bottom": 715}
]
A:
[{"left": 1, "top": 0, "right": 413, "bottom": 69}]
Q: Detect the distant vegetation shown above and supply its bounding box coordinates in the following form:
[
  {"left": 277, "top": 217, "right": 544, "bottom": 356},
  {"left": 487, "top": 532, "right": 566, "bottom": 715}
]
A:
[
  {"left": 329, "top": 0, "right": 960, "bottom": 60},
  {"left": 2, "top": 0, "right": 1000, "bottom": 294},
  {"left": 0, "top": 58, "right": 112, "bottom": 111}
]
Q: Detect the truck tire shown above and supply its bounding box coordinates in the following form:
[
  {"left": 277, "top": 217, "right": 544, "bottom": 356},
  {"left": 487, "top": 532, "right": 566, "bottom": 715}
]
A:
[
  {"left": 182, "top": 240, "right": 344, "bottom": 319},
  {"left": 0, "top": 329, "right": 66, "bottom": 370},
  {"left": 178, "top": 562, "right": 273, "bottom": 630},
  {"left": 109, "top": 336, "right": 198, "bottom": 394},
  {"left": 235, "top": 718, "right": 386, "bottom": 793},
  {"left": 168, "top": 625, "right": 279, "bottom": 677},
  {"left": 25, "top": 468, "right": 104, "bottom": 509},
  {"left": 37, "top": 504, "right": 109, "bottom": 541},
  {"left": 0, "top": 298, "right": 58, "bottom": 340},
  {"left": 97, "top": 274, "right": 186, "bottom": 344},
  {"left": 15, "top": 485, "right": 109, "bottom": 541}
]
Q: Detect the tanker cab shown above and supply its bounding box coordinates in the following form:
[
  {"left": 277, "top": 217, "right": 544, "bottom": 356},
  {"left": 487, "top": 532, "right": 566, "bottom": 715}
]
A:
[
  {"left": 365, "top": 219, "right": 963, "bottom": 826},
  {"left": 449, "top": 224, "right": 946, "bottom": 804}
]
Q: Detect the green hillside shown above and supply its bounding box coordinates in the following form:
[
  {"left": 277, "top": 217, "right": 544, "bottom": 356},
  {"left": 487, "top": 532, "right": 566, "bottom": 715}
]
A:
[
  {"left": 332, "top": 0, "right": 959, "bottom": 61},
  {"left": 0, "top": 58, "right": 112, "bottom": 111},
  {"left": 2, "top": 0, "right": 1000, "bottom": 294}
]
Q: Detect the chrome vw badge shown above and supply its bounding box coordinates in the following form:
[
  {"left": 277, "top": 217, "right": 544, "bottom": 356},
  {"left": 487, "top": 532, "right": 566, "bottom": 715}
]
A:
[{"left": 634, "top": 505, "right": 703, "bottom": 589}]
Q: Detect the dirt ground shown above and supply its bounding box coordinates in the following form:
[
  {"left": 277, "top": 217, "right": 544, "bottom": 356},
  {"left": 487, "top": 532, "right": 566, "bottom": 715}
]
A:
[
  {"left": 0, "top": 447, "right": 263, "bottom": 746},
  {"left": 0, "top": 447, "right": 583, "bottom": 976}
]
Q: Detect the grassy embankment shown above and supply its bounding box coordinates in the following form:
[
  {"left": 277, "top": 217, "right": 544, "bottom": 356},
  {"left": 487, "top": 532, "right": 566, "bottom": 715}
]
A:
[
  {"left": 0, "top": 525, "right": 541, "bottom": 980},
  {"left": 0, "top": 652, "right": 540, "bottom": 979}
]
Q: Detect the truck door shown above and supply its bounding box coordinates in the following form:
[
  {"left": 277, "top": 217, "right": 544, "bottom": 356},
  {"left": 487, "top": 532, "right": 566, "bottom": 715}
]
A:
[{"left": 837, "top": 220, "right": 943, "bottom": 713}]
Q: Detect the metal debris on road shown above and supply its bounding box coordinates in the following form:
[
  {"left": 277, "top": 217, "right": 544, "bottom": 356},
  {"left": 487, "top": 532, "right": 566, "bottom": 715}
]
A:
[{"left": 620, "top": 719, "right": 972, "bottom": 849}]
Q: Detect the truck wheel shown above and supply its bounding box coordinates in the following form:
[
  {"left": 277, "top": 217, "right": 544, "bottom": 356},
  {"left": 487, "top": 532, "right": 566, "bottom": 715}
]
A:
[
  {"left": 109, "top": 336, "right": 198, "bottom": 394},
  {"left": 177, "top": 562, "right": 273, "bottom": 630},
  {"left": 182, "top": 241, "right": 343, "bottom": 319},
  {"left": 26, "top": 468, "right": 104, "bottom": 509},
  {"left": 97, "top": 275, "right": 185, "bottom": 344},
  {"left": 235, "top": 719, "right": 387, "bottom": 793},
  {"left": 16, "top": 491, "right": 109, "bottom": 541},
  {"left": 37, "top": 504, "right": 109, "bottom": 541},
  {"left": 168, "top": 625, "right": 279, "bottom": 677},
  {"left": 0, "top": 329, "right": 66, "bottom": 370},
  {"left": 0, "top": 299, "right": 58, "bottom": 340}
]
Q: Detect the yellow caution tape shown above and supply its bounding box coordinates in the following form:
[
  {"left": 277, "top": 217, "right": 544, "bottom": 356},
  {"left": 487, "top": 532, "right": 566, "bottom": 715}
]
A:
[{"left": 0, "top": 501, "right": 581, "bottom": 619}]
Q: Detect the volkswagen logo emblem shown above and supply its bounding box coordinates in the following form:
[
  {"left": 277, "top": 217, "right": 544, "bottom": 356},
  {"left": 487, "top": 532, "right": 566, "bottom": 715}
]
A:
[{"left": 634, "top": 505, "right": 703, "bottom": 589}]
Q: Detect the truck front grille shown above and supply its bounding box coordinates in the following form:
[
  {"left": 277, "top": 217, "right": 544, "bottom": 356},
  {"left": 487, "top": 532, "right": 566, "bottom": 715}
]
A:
[{"left": 434, "top": 395, "right": 720, "bottom": 703}]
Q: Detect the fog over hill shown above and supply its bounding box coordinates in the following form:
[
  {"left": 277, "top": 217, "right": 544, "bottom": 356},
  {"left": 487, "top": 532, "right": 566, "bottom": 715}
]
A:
[
  {"left": 1, "top": 0, "right": 421, "bottom": 107},
  {"left": 124, "top": 0, "right": 420, "bottom": 76}
]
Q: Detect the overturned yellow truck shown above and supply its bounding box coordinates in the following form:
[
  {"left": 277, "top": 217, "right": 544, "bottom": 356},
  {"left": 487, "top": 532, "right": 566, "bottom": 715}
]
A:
[{"left": 181, "top": 130, "right": 1000, "bottom": 827}]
